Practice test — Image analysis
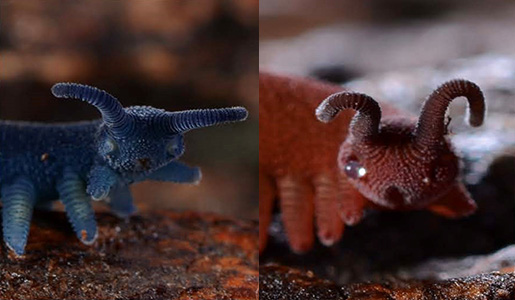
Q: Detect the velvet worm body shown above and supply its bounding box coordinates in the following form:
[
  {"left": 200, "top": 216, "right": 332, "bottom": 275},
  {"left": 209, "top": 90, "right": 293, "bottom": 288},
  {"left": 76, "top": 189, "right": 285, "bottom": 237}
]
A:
[
  {"left": 259, "top": 72, "right": 484, "bottom": 254},
  {"left": 0, "top": 83, "right": 248, "bottom": 256}
]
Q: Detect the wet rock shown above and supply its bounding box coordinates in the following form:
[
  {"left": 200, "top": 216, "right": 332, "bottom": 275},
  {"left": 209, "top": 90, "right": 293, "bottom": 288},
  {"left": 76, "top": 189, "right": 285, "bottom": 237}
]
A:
[{"left": 0, "top": 210, "right": 258, "bottom": 300}]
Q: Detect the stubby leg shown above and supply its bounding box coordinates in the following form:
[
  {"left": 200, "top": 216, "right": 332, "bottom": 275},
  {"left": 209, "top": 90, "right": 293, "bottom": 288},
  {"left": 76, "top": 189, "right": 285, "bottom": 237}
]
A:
[
  {"left": 277, "top": 176, "right": 314, "bottom": 254},
  {"left": 313, "top": 173, "right": 344, "bottom": 246},
  {"left": 1, "top": 177, "right": 36, "bottom": 256},
  {"left": 147, "top": 161, "right": 201, "bottom": 184},
  {"left": 107, "top": 182, "right": 136, "bottom": 218},
  {"left": 87, "top": 165, "right": 117, "bottom": 200},
  {"left": 427, "top": 182, "right": 477, "bottom": 218},
  {"left": 339, "top": 177, "right": 369, "bottom": 226},
  {"left": 259, "top": 170, "right": 275, "bottom": 253},
  {"left": 57, "top": 169, "right": 97, "bottom": 245}
]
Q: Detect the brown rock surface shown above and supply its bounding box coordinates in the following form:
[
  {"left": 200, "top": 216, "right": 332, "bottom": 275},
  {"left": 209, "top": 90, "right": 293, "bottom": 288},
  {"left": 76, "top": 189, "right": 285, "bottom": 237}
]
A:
[
  {"left": 260, "top": 264, "right": 515, "bottom": 300},
  {"left": 0, "top": 210, "right": 258, "bottom": 300}
]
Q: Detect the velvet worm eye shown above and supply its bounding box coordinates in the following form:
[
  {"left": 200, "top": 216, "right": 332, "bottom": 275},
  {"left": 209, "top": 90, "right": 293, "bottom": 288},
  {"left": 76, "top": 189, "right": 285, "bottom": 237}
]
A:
[
  {"left": 104, "top": 138, "right": 117, "bottom": 153},
  {"left": 344, "top": 160, "right": 367, "bottom": 179},
  {"left": 166, "top": 139, "right": 184, "bottom": 158},
  {"left": 167, "top": 142, "right": 179, "bottom": 156}
]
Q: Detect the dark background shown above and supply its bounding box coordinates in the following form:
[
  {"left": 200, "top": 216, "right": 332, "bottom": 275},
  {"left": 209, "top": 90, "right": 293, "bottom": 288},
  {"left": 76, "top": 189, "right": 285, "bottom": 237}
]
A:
[{"left": 0, "top": 0, "right": 258, "bottom": 219}]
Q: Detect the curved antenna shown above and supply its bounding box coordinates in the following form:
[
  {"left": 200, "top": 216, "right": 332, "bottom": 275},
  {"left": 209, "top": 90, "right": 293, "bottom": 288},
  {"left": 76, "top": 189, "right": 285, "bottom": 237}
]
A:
[
  {"left": 316, "top": 92, "right": 381, "bottom": 141},
  {"left": 167, "top": 107, "right": 248, "bottom": 133},
  {"left": 51, "top": 83, "right": 132, "bottom": 137},
  {"left": 414, "top": 79, "right": 485, "bottom": 148}
]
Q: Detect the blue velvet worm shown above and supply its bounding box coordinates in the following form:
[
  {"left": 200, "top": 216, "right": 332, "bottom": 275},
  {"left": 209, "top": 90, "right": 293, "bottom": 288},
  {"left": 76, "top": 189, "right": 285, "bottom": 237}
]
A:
[{"left": 0, "top": 83, "right": 248, "bottom": 256}]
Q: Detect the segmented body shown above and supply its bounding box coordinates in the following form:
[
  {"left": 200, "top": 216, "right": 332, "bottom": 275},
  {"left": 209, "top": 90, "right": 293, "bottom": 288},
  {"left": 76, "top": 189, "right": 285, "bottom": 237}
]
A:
[
  {"left": 259, "top": 72, "right": 483, "bottom": 253},
  {"left": 0, "top": 83, "right": 248, "bottom": 256}
]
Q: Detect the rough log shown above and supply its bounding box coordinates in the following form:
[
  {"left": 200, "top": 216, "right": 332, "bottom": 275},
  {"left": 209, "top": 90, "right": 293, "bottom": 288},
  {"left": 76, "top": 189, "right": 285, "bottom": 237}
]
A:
[{"left": 0, "top": 210, "right": 258, "bottom": 300}]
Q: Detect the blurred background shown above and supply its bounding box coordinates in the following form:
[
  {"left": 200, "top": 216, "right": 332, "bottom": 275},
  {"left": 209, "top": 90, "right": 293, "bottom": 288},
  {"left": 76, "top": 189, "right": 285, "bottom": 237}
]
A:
[
  {"left": 0, "top": 0, "right": 258, "bottom": 219},
  {"left": 261, "top": 0, "right": 515, "bottom": 77}
]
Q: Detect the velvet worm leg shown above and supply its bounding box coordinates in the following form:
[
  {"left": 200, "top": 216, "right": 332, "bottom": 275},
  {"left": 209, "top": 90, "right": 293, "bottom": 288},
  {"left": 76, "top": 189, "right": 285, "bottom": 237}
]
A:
[
  {"left": 277, "top": 176, "right": 314, "bottom": 253},
  {"left": 57, "top": 169, "right": 98, "bottom": 245},
  {"left": 108, "top": 182, "right": 137, "bottom": 218},
  {"left": 87, "top": 165, "right": 117, "bottom": 200},
  {"left": 313, "top": 173, "right": 344, "bottom": 246},
  {"left": 148, "top": 161, "right": 201, "bottom": 184},
  {"left": 427, "top": 182, "right": 477, "bottom": 218},
  {"left": 1, "top": 177, "right": 36, "bottom": 256},
  {"left": 339, "top": 176, "right": 369, "bottom": 226}
]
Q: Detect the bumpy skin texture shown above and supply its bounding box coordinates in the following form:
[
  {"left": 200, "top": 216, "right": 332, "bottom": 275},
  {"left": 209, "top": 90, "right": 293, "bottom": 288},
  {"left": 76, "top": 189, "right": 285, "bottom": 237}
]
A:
[
  {"left": 0, "top": 83, "right": 248, "bottom": 256},
  {"left": 259, "top": 72, "right": 485, "bottom": 254}
]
